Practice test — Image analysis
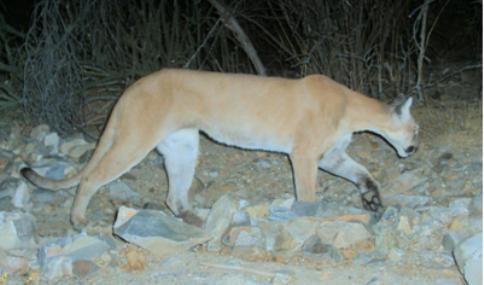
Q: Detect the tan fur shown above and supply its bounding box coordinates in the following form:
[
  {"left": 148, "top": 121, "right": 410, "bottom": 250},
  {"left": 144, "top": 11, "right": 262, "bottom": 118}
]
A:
[{"left": 22, "top": 69, "right": 419, "bottom": 228}]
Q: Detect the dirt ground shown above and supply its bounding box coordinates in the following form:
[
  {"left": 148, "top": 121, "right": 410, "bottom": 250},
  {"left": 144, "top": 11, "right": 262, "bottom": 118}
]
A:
[{"left": 0, "top": 74, "right": 481, "bottom": 284}]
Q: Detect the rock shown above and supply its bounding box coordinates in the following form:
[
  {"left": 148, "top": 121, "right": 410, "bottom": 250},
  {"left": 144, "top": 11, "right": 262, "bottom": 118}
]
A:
[
  {"left": 107, "top": 180, "right": 141, "bottom": 205},
  {"left": 317, "top": 221, "right": 372, "bottom": 249},
  {"left": 223, "top": 226, "right": 264, "bottom": 248},
  {"left": 302, "top": 235, "right": 342, "bottom": 261},
  {"left": 11, "top": 180, "right": 31, "bottom": 209},
  {"left": 38, "top": 234, "right": 115, "bottom": 281},
  {"left": 60, "top": 138, "right": 94, "bottom": 160},
  {"left": 397, "top": 215, "right": 412, "bottom": 235},
  {"left": 38, "top": 233, "right": 116, "bottom": 267},
  {"left": 43, "top": 132, "right": 60, "bottom": 153},
  {"left": 0, "top": 250, "right": 28, "bottom": 273},
  {"left": 204, "top": 193, "right": 238, "bottom": 250},
  {"left": 448, "top": 198, "right": 471, "bottom": 218},
  {"left": 245, "top": 202, "right": 270, "bottom": 219},
  {"left": 453, "top": 233, "right": 482, "bottom": 285},
  {"left": 41, "top": 256, "right": 73, "bottom": 283},
  {"left": 442, "top": 230, "right": 468, "bottom": 252},
  {"left": 0, "top": 212, "right": 36, "bottom": 252},
  {"left": 114, "top": 206, "right": 208, "bottom": 256},
  {"left": 291, "top": 201, "right": 320, "bottom": 217},
  {"left": 72, "top": 259, "right": 99, "bottom": 278},
  {"left": 283, "top": 217, "right": 318, "bottom": 250},
  {"left": 30, "top": 124, "right": 50, "bottom": 141},
  {"left": 121, "top": 245, "right": 146, "bottom": 271},
  {"left": 260, "top": 222, "right": 297, "bottom": 252},
  {"left": 232, "top": 210, "right": 251, "bottom": 226},
  {"left": 0, "top": 177, "right": 20, "bottom": 200}
]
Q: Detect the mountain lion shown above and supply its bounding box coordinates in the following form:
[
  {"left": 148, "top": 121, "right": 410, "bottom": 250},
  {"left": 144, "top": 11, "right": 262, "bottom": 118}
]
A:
[{"left": 22, "top": 69, "right": 419, "bottom": 228}]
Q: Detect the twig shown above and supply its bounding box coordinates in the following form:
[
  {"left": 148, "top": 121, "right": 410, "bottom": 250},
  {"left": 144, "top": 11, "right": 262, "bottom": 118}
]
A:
[{"left": 207, "top": 0, "right": 267, "bottom": 75}]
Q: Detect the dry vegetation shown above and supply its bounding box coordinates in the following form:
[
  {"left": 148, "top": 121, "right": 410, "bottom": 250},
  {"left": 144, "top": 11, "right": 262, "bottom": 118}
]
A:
[{"left": 0, "top": 0, "right": 481, "bottom": 134}]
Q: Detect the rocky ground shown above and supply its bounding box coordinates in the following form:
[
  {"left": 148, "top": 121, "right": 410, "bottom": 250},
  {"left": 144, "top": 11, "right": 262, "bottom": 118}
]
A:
[{"left": 0, "top": 87, "right": 482, "bottom": 284}]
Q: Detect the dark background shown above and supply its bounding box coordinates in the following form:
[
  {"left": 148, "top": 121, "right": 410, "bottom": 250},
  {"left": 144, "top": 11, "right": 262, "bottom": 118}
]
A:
[{"left": 0, "top": 0, "right": 481, "bottom": 134}]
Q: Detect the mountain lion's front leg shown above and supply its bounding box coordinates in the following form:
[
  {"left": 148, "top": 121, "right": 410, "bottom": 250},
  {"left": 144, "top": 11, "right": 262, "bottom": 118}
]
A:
[
  {"left": 290, "top": 150, "right": 319, "bottom": 202},
  {"left": 319, "top": 151, "right": 383, "bottom": 213}
]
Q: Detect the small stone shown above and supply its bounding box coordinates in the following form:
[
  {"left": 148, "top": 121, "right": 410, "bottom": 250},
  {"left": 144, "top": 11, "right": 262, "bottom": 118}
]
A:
[
  {"left": 388, "top": 248, "right": 404, "bottom": 262},
  {"left": 442, "top": 230, "right": 468, "bottom": 252},
  {"left": 11, "top": 181, "right": 31, "bottom": 209},
  {"left": 302, "top": 235, "right": 342, "bottom": 261},
  {"left": 284, "top": 217, "right": 318, "bottom": 250},
  {"left": 448, "top": 198, "right": 471, "bottom": 218},
  {"left": 72, "top": 260, "right": 99, "bottom": 278},
  {"left": 453, "top": 233, "right": 482, "bottom": 285},
  {"left": 317, "top": 221, "right": 372, "bottom": 249},
  {"left": 260, "top": 222, "right": 297, "bottom": 252},
  {"left": 224, "top": 226, "right": 264, "bottom": 248},
  {"left": 0, "top": 212, "right": 36, "bottom": 251},
  {"left": 121, "top": 245, "right": 145, "bottom": 271},
  {"left": 41, "top": 256, "right": 72, "bottom": 283},
  {"left": 114, "top": 206, "right": 208, "bottom": 256},
  {"left": 397, "top": 216, "right": 412, "bottom": 235},
  {"left": 60, "top": 138, "right": 94, "bottom": 159},
  {"left": 43, "top": 132, "right": 60, "bottom": 153},
  {"left": 232, "top": 210, "right": 251, "bottom": 226},
  {"left": 204, "top": 193, "right": 238, "bottom": 250},
  {"left": 291, "top": 201, "right": 320, "bottom": 216},
  {"left": 0, "top": 250, "right": 28, "bottom": 273},
  {"left": 245, "top": 202, "right": 269, "bottom": 219},
  {"left": 38, "top": 233, "right": 115, "bottom": 277}
]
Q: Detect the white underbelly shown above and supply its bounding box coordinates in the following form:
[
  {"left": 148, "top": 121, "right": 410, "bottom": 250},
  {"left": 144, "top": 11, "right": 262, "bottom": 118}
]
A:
[{"left": 202, "top": 128, "right": 292, "bottom": 153}]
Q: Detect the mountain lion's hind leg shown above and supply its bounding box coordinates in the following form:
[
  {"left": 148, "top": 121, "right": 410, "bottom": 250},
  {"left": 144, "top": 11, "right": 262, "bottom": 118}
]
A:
[
  {"left": 319, "top": 151, "right": 383, "bottom": 213},
  {"left": 71, "top": 140, "right": 155, "bottom": 228},
  {"left": 157, "top": 129, "right": 200, "bottom": 225}
]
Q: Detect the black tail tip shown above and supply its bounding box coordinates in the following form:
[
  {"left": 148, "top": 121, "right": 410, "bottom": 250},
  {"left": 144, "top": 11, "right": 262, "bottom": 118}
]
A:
[{"left": 20, "top": 167, "right": 31, "bottom": 177}]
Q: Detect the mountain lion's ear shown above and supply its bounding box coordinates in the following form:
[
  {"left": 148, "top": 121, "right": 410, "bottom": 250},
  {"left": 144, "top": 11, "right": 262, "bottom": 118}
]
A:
[{"left": 391, "top": 96, "right": 413, "bottom": 121}]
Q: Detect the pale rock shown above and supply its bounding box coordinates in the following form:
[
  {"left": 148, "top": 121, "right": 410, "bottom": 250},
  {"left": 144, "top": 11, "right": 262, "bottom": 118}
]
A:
[
  {"left": 453, "top": 233, "right": 482, "bottom": 285},
  {"left": 448, "top": 198, "right": 471, "bottom": 218},
  {"left": 60, "top": 138, "right": 94, "bottom": 159},
  {"left": 0, "top": 212, "right": 36, "bottom": 251},
  {"left": 245, "top": 202, "right": 270, "bottom": 219},
  {"left": 43, "top": 132, "right": 60, "bottom": 153},
  {"left": 388, "top": 248, "right": 404, "bottom": 262},
  {"left": 204, "top": 193, "right": 238, "bottom": 250},
  {"left": 302, "top": 235, "right": 342, "bottom": 261},
  {"left": 11, "top": 180, "right": 31, "bottom": 209},
  {"left": 232, "top": 210, "right": 251, "bottom": 226},
  {"left": 41, "top": 256, "right": 73, "bottom": 283},
  {"left": 0, "top": 250, "right": 28, "bottom": 273},
  {"left": 260, "top": 222, "right": 297, "bottom": 252},
  {"left": 38, "top": 233, "right": 116, "bottom": 267},
  {"left": 223, "top": 226, "right": 264, "bottom": 248},
  {"left": 317, "top": 221, "right": 372, "bottom": 249},
  {"left": 284, "top": 217, "right": 318, "bottom": 250},
  {"left": 114, "top": 206, "right": 208, "bottom": 256},
  {"left": 397, "top": 216, "right": 412, "bottom": 235}
]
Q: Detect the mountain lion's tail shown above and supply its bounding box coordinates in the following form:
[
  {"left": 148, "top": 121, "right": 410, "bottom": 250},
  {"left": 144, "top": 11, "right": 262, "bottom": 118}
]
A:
[{"left": 20, "top": 168, "right": 82, "bottom": 190}]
